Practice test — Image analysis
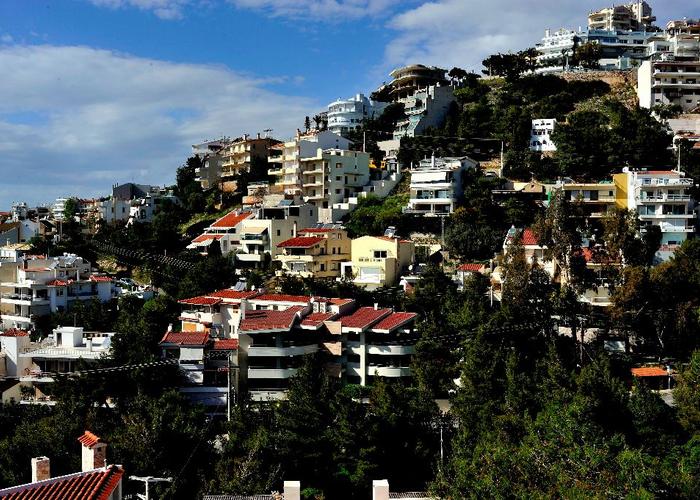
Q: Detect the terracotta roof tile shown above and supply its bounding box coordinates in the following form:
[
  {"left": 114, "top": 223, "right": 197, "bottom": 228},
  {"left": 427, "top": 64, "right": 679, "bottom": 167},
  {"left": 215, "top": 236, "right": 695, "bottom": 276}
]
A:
[
  {"left": 298, "top": 228, "right": 336, "bottom": 233},
  {"left": 210, "top": 211, "right": 253, "bottom": 228},
  {"left": 631, "top": 366, "right": 669, "bottom": 377},
  {"left": 277, "top": 236, "right": 324, "bottom": 248},
  {"left": 1, "top": 328, "right": 29, "bottom": 337},
  {"left": 341, "top": 307, "right": 392, "bottom": 330},
  {"left": 521, "top": 228, "right": 538, "bottom": 246},
  {"left": 0, "top": 464, "right": 124, "bottom": 500},
  {"left": 301, "top": 312, "right": 336, "bottom": 328},
  {"left": 457, "top": 263, "right": 485, "bottom": 272},
  {"left": 212, "top": 338, "right": 239, "bottom": 350},
  {"left": 330, "top": 298, "right": 354, "bottom": 306},
  {"left": 46, "top": 279, "right": 72, "bottom": 286},
  {"left": 208, "top": 289, "right": 261, "bottom": 300},
  {"left": 239, "top": 307, "right": 304, "bottom": 333},
  {"left": 252, "top": 294, "right": 311, "bottom": 303},
  {"left": 89, "top": 275, "right": 112, "bottom": 283},
  {"left": 372, "top": 312, "right": 418, "bottom": 332},
  {"left": 192, "top": 234, "right": 224, "bottom": 243},
  {"left": 178, "top": 296, "right": 222, "bottom": 306},
  {"left": 160, "top": 330, "right": 210, "bottom": 346},
  {"left": 77, "top": 430, "right": 101, "bottom": 448}
]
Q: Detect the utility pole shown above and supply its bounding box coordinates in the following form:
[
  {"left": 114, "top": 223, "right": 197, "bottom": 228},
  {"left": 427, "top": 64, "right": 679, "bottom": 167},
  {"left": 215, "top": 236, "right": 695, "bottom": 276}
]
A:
[{"left": 129, "top": 476, "right": 173, "bottom": 500}]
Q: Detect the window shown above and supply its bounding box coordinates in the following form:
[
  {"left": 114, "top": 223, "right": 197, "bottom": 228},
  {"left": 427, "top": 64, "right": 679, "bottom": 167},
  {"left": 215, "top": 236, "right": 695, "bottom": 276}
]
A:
[
  {"left": 276, "top": 229, "right": 281, "bottom": 236},
  {"left": 336, "top": 176, "right": 342, "bottom": 181},
  {"left": 374, "top": 250, "right": 387, "bottom": 259},
  {"left": 320, "top": 264, "right": 325, "bottom": 271}
]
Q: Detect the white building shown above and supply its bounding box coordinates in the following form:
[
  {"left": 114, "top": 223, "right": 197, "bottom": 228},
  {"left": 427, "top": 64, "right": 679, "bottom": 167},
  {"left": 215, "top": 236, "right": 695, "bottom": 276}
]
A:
[
  {"left": 638, "top": 58, "right": 700, "bottom": 112},
  {"left": 405, "top": 156, "right": 478, "bottom": 215},
  {"left": 327, "top": 94, "right": 386, "bottom": 137},
  {"left": 614, "top": 168, "right": 696, "bottom": 262},
  {"left": 0, "top": 254, "right": 113, "bottom": 329},
  {"left": 530, "top": 119, "right": 557, "bottom": 152},
  {"left": 587, "top": 1, "right": 656, "bottom": 32}
]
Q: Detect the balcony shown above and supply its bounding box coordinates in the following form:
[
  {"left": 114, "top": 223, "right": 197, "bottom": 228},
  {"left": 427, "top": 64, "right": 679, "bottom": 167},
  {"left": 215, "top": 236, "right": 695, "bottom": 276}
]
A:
[
  {"left": 367, "top": 344, "right": 415, "bottom": 355},
  {"left": 659, "top": 222, "right": 695, "bottom": 233},
  {"left": 236, "top": 253, "right": 265, "bottom": 263},
  {"left": 248, "top": 368, "right": 298, "bottom": 379},
  {"left": 19, "top": 346, "right": 104, "bottom": 360},
  {"left": 247, "top": 345, "right": 318, "bottom": 357},
  {"left": 347, "top": 362, "right": 362, "bottom": 377},
  {"left": 249, "top": 390, "right": 287, "bottom": 402},
  {"left": 1, "top": 313, "right": 32, "bottom": 324},
  {"left": 1, "top": 294, "right": 50, "bottom": 306},
  {"left": 636, "top": 193, "right": 692, "bottom": 202},
  {"left": 179, "top": 310, "right": 222, "bottom": 325},
  {"left": 268, "top": 168, "right": 284, "bottom": 176},
  {"left": 369, "top": 366, "right": 412, "bottom": 377}
]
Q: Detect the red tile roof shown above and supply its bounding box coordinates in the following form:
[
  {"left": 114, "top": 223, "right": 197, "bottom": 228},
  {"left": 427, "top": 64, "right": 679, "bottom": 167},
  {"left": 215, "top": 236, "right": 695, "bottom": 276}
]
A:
[
  {"left": 210, "top": 211, "right": 252, "bottom": 228},
  {"left": 192, "top": 234, "right": 224, "bottom": 243},
  {"left": 252, "top": 294, "right": 310, "bottom": 303},
  {"left": 457, "top": 263, "right": 485, "bottom": 272},
  {"left": 239, "top": 307, "right": 304, "bottom": 333},
  {"left": 521, "top": 228, "right": 538, "bottom": 246},
  {"left": 212, "top": 338, "right": 239, "bottom": 350},
  {"left": 77, "top": 431, "right": 101, "bottom": 448},
  {"left": 631, "top": 366, "right": 669, "bottom": 377},
  {"left": 277, "top": 236, "right": 324, "bottom": 248},
  {"left": 89, "top": 275, "right": 112, "bottom": 283},
  {"left": 372, "top": 312, "right": 418, "bottom": 332},
  {"left": 178, "top": 296, "right": 222, "bottom": 306},
  {"left": 0, "top": 464, "right": 124, "bottom": 500},
  {"left": 208, "top": 289, "right": 260, "bottom": 300},
  {"left": 341, "top": 307, "right": 392, "bottom": 330},
  {"left": 46, "top": 279, "right": 71, "bottom": 287},
  {"left": 330, "top": 298, "right": 353, "bottom": 306},
  {"left": 1, "top": 328, "right": 29, "bottom": 337},
  {"left": 160, "top": 330, "right": 210, "bottom": 346},
  {"left": 299, "top": 228, "right": 336, "bottom": 233},
  {"left": 301, "top": 312, "right": 336, "bottom": 328}
]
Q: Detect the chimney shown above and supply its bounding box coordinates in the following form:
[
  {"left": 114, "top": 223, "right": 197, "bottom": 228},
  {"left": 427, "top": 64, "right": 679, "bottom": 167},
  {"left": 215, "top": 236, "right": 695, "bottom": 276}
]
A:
[
  {"left": 31, "top": 457, "right": 50, "bottom": 482},
  {"left": 78, "top": 431, "right": 107, "bottom": 472},
  {"left": 292, "top": 221, "right": 297, "bottom": 237},
  {"left": 283, "top": 481, "right": 301, "bottom": 500},
  {"left": 374, "top": 303, "right": 379, "bottom": 310},
  {"left": 372, "top": 479, "right": 389, "bottom": 500}
]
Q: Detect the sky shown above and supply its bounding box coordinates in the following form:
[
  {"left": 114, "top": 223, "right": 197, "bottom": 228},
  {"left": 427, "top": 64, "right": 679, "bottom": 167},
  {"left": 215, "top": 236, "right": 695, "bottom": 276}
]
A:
[{"left": 0, "top": 0, "right": 692, "bottom": 207}]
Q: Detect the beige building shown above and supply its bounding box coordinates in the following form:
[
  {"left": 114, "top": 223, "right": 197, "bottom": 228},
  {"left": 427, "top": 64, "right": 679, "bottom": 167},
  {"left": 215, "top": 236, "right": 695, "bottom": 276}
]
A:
[
  {"left": 218, "top": 134, "right": 281, "bottom": 192},
  {"left": 341, "top": 235, "right": 415, "bottom": 290},
  {"left": 588, "top": 1, "right": 655, "bottom": 32},
  {"left": 275, "top": 228, "right": 350, "bottom": 279}
]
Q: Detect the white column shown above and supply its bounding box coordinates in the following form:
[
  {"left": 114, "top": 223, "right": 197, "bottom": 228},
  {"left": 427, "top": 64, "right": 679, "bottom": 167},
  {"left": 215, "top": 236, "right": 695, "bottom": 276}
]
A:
[
  {"left": 372, "top": 479, "right": 390, "bottom": 500},
  {"left": 283, "top": 480, "right": 301, "bottom": 500}
]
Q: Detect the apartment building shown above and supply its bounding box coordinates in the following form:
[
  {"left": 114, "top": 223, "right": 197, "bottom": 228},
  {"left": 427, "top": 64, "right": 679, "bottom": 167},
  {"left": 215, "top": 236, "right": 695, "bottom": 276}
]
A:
[
  {"left": 638, "top": 58, "right": 700, "bottom": 112},
  {"left": 268, "top": 130, "right": 351, "bottom": 197},
  {"left": 275, "top": 227, "right": 350, "bottom": 279},
  {"left": 326, "top": 94, "right": 385, "bottom": 137},
  {"left": 167, "top": 291, "right": 419, "bottom": 404},
  {"left": 299, "top": 148, "right": 370, "bottom": 209},
  {"left": 341, "top": 235, "right": 415, "bottom": 290},
  {"left": 191, "top": 138, "right": 228, "bottom": 191},
  {"left": 530, "top": 119, "right": 557, "bottom": 152},
  {"left": 218, "top": 134, "right": 281, "bottom": 192},
  {"left": 0, "top": 254, "right": 113, "bottom": 329},
  {"left": 587, "top": 1, "right": 656, "bottom": 32},
  {"left": 614, "top": 168, "right": 696, "bottom": 261},
  {"left": 553, "top": 180, "right": 618, "bottom": 221},
  {"left": 188, "top": 201, "right": 319, "bottom": 267},
  {"left": 405, "top": 156, "right": 478, "bottom": 215}
]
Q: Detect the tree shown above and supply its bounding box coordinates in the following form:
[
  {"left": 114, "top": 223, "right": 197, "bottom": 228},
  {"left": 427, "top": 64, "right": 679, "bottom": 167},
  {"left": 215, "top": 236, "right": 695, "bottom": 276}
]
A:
[
  {"left": 574, "top": 42, "right": 602, "bottom": 70},
  {"left": 63, "top": 197, "right": 79, "bottom": 221},
  {"left": 304, "top": 116, "right": 311, "bottom": 132},
  {"left": 675, "top": 350, "right": 700, "bottom": 435}
]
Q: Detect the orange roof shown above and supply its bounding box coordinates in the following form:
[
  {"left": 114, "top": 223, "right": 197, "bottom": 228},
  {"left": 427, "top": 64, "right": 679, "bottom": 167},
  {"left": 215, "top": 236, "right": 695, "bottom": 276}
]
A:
[
  {"left": 212, "top": 338, "right": 239, "bottom": 350},
  {"left": 160, "top": 331, "right": 210, "bottom": 346},
  {"left": 210, "top": 211, "right": 252, "bottom": 228},
  {"left": 208, "top": 289, "right": 261, "bottom": 300},
  {"left": 631, "top": 366, "right": 669, "bottom": 377},
  {"left": 239, "top": 307, "right": 304, "bottom": 332},
  {"left": 77, "top": 430, "right": 101, "bottom": 448},
  {"left": 299, "top": 228, "right": 337, "bottom": 233},
  {"left": 252, "top": 294, "right": 310, "bottom": 303},
  {"left": 457, "top": 263, "right": 485, "bottom": 272},
  {"left": 330, "top": 298, "right": 354, "bottom": 306},
  {"left": 192, "top": 234, "right": 224, "bottom": 243},
  {"left": 178, "top": 296, "right": 222, "bottom": 306},
  {"left": 277, "top": 236, "right": 324, "bottom": 248},
  {"left": 89, "top": 275, "right": 112, "bottom": 283},
  {"left": 372, "top": 312, "right": 417, "bottom": 332},
  {"left": 341, "top": 307, "right": 392, "bottom": 330},
  {"left": 301, "top": 312, "right": 336, "bottom": 328},
  {"left": 0, "top": 465, "right": 124, "bottom": 500},
  {"left": 521, "top": 228, "right": 538, "bottom": 246},
  {"left": 46, "top": 279, "right": 72, "bottom": 287},
  {"left": 1, "top": 328, "right": 29, "bottom": 337}
]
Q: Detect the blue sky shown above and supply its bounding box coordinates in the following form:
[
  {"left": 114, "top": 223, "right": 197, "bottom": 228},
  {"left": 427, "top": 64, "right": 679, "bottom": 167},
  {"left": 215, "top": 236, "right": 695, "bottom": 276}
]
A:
[{"left": 0, "top": 0, "right": 691, "bottom": 206}]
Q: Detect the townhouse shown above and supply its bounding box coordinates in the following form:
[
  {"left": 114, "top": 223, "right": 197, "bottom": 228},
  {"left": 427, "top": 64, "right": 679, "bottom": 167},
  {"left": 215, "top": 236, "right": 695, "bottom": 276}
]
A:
[
  {"left": 530, "top": 119, "right": 557, "bottom": 152},
  {"left": 164, "top": 291, "right": 420, "bottom": 405},
  {"left": 275, "top": 227, "right": 350, "bottom": 279},
  {"left": 340, "top": 235, "right": 415, "bottom": 289}
]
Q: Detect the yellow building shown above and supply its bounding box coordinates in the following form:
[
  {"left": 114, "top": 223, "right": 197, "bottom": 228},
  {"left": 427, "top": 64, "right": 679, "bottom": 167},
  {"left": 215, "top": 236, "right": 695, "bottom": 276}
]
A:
[
  {"left": 557, "top": 181, "right": 617, "bottom": 219},
  {"left": 275, "top": 228, "right": 350, "bottom": 278},
  {"left": 342, "top": 236, "right": 415, "bottom": 289}
]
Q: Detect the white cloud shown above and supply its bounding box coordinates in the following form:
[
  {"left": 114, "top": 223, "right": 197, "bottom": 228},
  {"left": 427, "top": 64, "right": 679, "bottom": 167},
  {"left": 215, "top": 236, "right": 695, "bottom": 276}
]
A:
[
  {"left": 0, "top": 45, "right": 316, "bottom": 206},
  {"left": 87, "top": 0, "right": 191, "bottom": 19},
  {"left": 384, "top": 0, "right": 693, "bottom": 73},
  {"left": 0, "top": 34, "right": 13, "bottom": 44},
  {"left": 229, "top": 0, "right": 401, "bottom": 20}
]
